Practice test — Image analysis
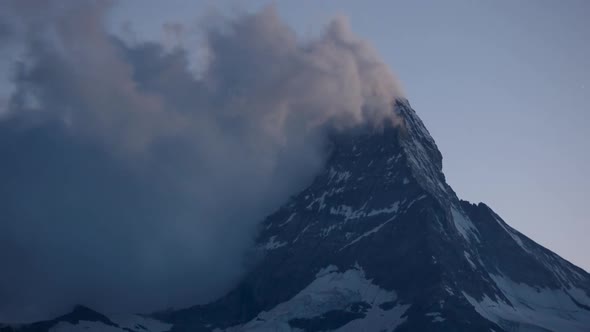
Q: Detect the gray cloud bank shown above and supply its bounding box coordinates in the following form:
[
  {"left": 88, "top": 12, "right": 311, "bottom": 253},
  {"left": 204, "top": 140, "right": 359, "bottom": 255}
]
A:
[{"left": 0, "top": 1, "right": 403, "bottom": 323}]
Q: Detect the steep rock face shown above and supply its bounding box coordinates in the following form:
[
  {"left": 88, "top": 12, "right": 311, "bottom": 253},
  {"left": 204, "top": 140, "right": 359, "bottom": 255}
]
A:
[{"left": 164, "top": 100, "right": 590, "bottom": 332}]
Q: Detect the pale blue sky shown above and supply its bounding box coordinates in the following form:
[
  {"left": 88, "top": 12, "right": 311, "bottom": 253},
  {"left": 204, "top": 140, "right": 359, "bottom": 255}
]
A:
[
  {"left": 0, "top": 0, "right": 584, "bottom": 271},
  {"left": 108, "top": 0, "right": 590, "bottom": 271}
]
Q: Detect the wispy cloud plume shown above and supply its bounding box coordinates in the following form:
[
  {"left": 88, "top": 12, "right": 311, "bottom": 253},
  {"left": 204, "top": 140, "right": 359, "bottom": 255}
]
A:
[{"left": 0, "top": 1, "right": 403, "bottom": 322}]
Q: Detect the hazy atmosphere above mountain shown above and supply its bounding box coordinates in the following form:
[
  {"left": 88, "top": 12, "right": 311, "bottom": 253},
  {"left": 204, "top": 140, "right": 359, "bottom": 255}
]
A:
[
  {"left": 0, "top": 0, "right": 588, "bottom": 327},
  {"left": 0, "top": 0, "right": 405, "bottom": 322}
]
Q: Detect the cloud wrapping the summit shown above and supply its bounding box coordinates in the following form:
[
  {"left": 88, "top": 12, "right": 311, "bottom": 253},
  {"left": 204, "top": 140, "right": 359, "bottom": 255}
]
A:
[{"left": 0, "top": 1, "right": 403, "bottom": 322}]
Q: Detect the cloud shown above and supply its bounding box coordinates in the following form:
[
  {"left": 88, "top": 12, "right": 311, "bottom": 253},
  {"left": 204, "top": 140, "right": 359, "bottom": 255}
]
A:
[{"left": 0, "top": 1, "right": 403, "bottom": 322}]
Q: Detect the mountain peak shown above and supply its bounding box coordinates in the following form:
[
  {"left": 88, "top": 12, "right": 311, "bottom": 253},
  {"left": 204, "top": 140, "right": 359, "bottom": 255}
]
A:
[
  {"left": 395, "top": 99, "right": 458, "bottom": 205},
  {"left": 160, "top": 99, "right": 590, "bottom": 332},
  {"left": 7, "top": 100, "right": 590, "bottom": 332},
  {"left": 57, "top": 305, "right": 117, "bottom": 327}
]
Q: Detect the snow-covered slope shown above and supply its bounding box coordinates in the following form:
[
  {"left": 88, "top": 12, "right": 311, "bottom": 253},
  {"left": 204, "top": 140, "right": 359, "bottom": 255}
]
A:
[
  {"left": 5, "top": 100, "right": 590, "bottom": 332},
  {"left": 223, "top": 264, "right": 410, "bottom": 332}
]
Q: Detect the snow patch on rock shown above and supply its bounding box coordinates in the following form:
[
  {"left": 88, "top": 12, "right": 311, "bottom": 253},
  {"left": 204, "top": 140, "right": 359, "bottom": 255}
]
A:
[
  {"left": 263, "top": 236, "right": 287, "bottom": 250},
  {"left": 492, "top": 215, "right": 530, "bottom": 254},
  {"left": 451, "top": 208, "right": 480, "bottom": 243},
  {"left": 463, "top": 273, "right": 590, "bottom": 332},
  {"left": 367, "top": 201, "right": 400, "bottom": 217},
  {"left": 425, "top": 312, "right": 445, "bottom": 323},
  {"left": 278, "top": 213, "right": 297, "bottom": 227},
  {"left": 222, "top": 265, "right": 409, "bottom": 331},
  {"left": 339, "top": 218, "right": 395, "bottom": 251},
  {"left": 328, "top": 168, "right": 352, "bottom": 184}
]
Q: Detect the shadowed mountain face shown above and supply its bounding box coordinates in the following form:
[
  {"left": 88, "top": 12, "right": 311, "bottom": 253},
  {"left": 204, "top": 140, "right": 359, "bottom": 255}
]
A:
[{"left": 4, "top": 100, "right": 590, "bottom": 332}]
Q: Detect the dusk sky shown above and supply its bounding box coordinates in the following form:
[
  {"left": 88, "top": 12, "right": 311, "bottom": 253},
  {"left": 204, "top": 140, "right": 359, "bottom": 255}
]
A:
[
  {"left": 112, "top": 0, "right": 590, "bottom": 270},
  {"left": 0, "top": 0, "right": 588, "bottom": 324}
]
